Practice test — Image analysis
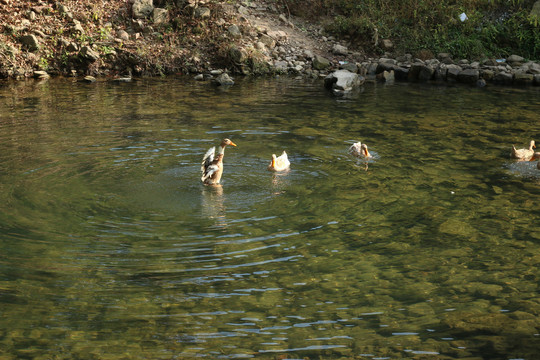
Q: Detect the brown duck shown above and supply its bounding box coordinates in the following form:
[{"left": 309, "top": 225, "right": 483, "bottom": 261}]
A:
[{"left": 201, "top": 138, "right": 237, "bottom": 185}]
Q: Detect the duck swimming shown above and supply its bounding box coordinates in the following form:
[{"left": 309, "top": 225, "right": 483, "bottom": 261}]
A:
[
  {"left": 201, "top": 138, "right": 237, "bottom": 185},
  {"left": 348, "top": 142, "right": 372, "bottom": 158},
  {"left": 268, "top": 151, "right": 290, "bottom": 172},
  {"left": 511, "top": 140, "right": 535, "bottom": 161}
]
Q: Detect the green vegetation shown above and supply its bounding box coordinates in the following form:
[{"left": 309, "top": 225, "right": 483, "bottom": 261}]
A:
[{"left": 283, "top": 0, "right": 540, "bottom": 59}]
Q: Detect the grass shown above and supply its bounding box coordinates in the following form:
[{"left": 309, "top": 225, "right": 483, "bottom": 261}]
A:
[{"left": 282, "top": 0, "right": 540, "bottom": 60}]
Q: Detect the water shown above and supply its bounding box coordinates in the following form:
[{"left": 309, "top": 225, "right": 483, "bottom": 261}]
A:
[{"left": 0, "top": 77, "right": 539, "bottom": 359}]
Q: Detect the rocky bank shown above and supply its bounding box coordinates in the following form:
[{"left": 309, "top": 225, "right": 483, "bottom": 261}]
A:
[{"left": 1, "top": 0, "right": 540, "bottom": 88}]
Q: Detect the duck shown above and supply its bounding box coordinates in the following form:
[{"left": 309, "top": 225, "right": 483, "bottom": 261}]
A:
[
  {"left": 268, "top": 151, "right": 290, "bottom": 172},
  {"left": 348, "top": 141, "right": 372, "bottom": 158},
  {"left": 511, "top": 140, "right": 535, "bottom": 160},
  {"left": 201, "top": 138, "right": 237, "bottom": 185}
]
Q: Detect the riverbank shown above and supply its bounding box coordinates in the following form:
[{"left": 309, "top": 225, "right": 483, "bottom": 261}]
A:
[{"left": 1, "top": 0, "right": 539, "bottom": 87}]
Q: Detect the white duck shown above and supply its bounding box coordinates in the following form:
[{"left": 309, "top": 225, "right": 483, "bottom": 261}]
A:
[
  {"left": 348, "top": 142, "right": 372, "bottom": 158},
  {"left": 268, "top": 151, "right": 290, "bottom": 172},
  {"left": 511, "top": 140, "right": 535, "bottom": 161},
  {"left": 201, "top": 138, "right": 237, "bottom": 185}
]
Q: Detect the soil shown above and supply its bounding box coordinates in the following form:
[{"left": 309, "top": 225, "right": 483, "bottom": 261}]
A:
[{"left": 0, "top": 0, "right": 361, "bottom": 80}]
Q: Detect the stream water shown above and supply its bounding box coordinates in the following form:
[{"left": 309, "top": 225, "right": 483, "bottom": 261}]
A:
[{"left": 0, "top": 77, "right": 539, "bottom": 359}]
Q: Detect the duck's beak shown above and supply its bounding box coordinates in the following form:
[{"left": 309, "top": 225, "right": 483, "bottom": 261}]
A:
[
  {"left": 271, "top": 158, "right": 276, "bottom": 167},
  {"left": 229, "top": 141, "right": 237, "bottom": 147},
  {"left": 363, "top": 148, "right": 370, "bottom": 157}
]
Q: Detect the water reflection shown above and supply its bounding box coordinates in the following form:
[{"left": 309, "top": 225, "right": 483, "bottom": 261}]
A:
[{"left": 201, "top": 185, "right": 227, "bottom": 228}]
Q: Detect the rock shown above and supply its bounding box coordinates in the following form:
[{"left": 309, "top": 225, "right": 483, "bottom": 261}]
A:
[
  {"left": 228, "top": 24, "right": 242, "bottom": 37},
  {"left": 194, "top": 7, "right": 211, "bottom": 18},
  {"left": 514, "top": 73, "right": 534, "bottom": 85},
  {"left": 259, "top": 34, "right": 275, "bottom": 49},
  {"left": 33, "top": 70, "right": 49, "bottom": 79},
  {"left": 534, "top": 74, "right": 540, "bottom": 85},
  {"left": 73, "top": 20, "right": 84, "bottom": 33},
  {"left": 116, "top": 30, "right": 130, "bottom": 41},
  {"left": 19, "top": 34, "right": 40, "bottom": 52},
  {"left": 332, "top": 44, "right": 348, "bottom": 55},
  {"left": 457, "top": 69, "right": 479, "bottom": 84},
  {"left": 532, "top": 0, "right": 540, "bottom": 17},
  {"left": 213, "top": 73, "right": 234, "bottom": 86},
  {"left": 324, "top": 69, "right": 365, "bottom": 95},
  {"left": 381, "top": 39, "right": 393, "bottom": 50},
  {"left": 376, "top": 61, "right": 395, "bottom": 74},
  {"left": 132, "top": 0, "right": 154, "bottom": 19},
  {"left": 476, "top": 78, "right": 487, "bottom": 87},
  {"left": 409, "top": 63, "right": 433, "bottom": 81},
  {"left": 274, "top": 60, "right": 288, "bottom": 72},
  {"left": 446, "top": 64, "right": 462, "bottom": 81},
  {"left": 79, "top": 46, "right": 99, "bottom": 62},
  {"left": 376, "top": 70, "right": 394, "bottom": 82},
  {"left": 312, "top": 55, "right": 330, "bottom": 70},
  {"left": 526, "top": 62, "right": 540, "bottom": 74},
  {"left": 229, "top": 46, "right": 247, "bottom": 63},
  {"left": 394, "top": 67, "right": 409, "bottom": 81},
  {"left": 494, "top": 71, "right": 513, "bottom": 85},
  {"left": 194, "top": 74, "right": 204, "bottom": 81},
  {"left": 340, "top": 62, "right": 358, "bottom": 73},
  {"left": 481, "top": 69, "right": 495, "bottom": 81},
  {"left": 153, "top": 8, "right": 168, "bottom": 24},
  {"left": 507, "top": 54, "right": 525, "bottom": 63},
  {"left": 82, "top": 75, "right": 96, "bottom": 83}
]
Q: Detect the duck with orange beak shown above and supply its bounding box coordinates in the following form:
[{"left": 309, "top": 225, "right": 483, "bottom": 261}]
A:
[
  {"left": 201, "top": 138, "right": 237, "bottom": 185},
  {"left": 511, "top": 140, "right": 536, "bottom": 161},
  {"left": 268, "top": 151, "right": 290, "bottom": 172},
  {"left": 348, "top": 141, "right": 372, "bottom": 158}
]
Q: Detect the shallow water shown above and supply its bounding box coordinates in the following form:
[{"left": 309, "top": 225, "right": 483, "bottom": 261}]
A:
[{"left": 0, "top": 77, "right": 539, "bottom": 359}]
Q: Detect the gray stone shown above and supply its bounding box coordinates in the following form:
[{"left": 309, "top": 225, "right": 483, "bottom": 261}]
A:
[
  {"left": 259, "top": 34, "right": 275, "bottom": 49},
  {"left": 73, "top": 20, "right": 84, "bottom": 34},
  {"left": 381, "top": 39, "right": 393, "bottom": 50},
  {"left": 153, "top": 8, "right": 168, "bottom": 24},
  {"left": 394, "top": 67, "right": 409, "bottom": 81},
  {"left": 507, "top": 54, "right": 524, "bottom": 63},
  {"left": 213, "top": 73, "right": 234, "bottom": 86},
  {"left": 332, "top": 44, "right": 348, "bottom": 55},
  {"left": 340, "top": 62, "right": 358, "bottom": 73},
  {"left": 481, "top": 69, "right": 495, "bottom": 81},
  {"left": 229, "top": 46, "right": 246, "bottom": 63},
  {"left": 532, "top": 0, "right": 540, "bottom": 17},
  {"left": 116, "top": 30, "right": 130, "bottom": 41},
  {"left": 514, "top": 73, "right": 534, "bottom": 85},
  {"left": 446, "top": 64, "right": 462, "bottom": 81},
  {"left": 457, "top": 69, "right": 479, "bottom": 84},
  {"left": 19, "top": 34, "right": 40, "bottom": 52},
  {"left": 132, "top": 0, "right": 154, "bottom": 19},
  {"left": 194, "top": 7, "right": 210, "bottom": 18},
  {"left": 312, "top": 55, "right": 330, "bottom": 70},
  {"left": 409, "top": 63, "right": 433, "bottom": 81},
  {"left": 376, "top": 70, "right": 394, "bottom": 82},
  {"left": 324, "top": 69, "right": 365, "bottom": 94},
  {"left": 79, "top": 46, "right": 99, "bottom": 62},
  {"left": 534, "top": 74, "right": 540, "bottom": 85},
  {"left": 194, "top": 74, "right": 204, "bottom": 81},
  {"left": 228, "top": 24, "right": 242, "bottom": 37},
  {"left": 66, "top": 42, "right": 79, "bottom": 52},
  {"left": 274, "top": 60, "right": 288, "bottom": 72},
  {"left": 494, "top": 71, "right": 513, "bottom": 85}
]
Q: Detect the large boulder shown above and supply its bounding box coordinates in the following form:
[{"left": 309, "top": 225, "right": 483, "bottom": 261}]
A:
[
  {"left": 153, "top": 8, "right": 168, "bottom": 24},
  {"left": 132, "top": 0, "right": 154, "bottom": 19},
  {"left": 324, "top": 69, "right": 365, "bottom": 95}
]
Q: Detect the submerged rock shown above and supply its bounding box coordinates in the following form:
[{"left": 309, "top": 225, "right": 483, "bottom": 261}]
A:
[{"left": 213, "top": 73, "right": 234, "bottom": 86}]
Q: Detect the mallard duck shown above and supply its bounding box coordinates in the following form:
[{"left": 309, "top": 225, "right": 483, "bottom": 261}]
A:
[
  {"left": 201, "top": 138, "right": 237, "bottom": 185},
  {"left": 268, "top": 151, "right": 290, "bottom": 172},
  {"left": 511, "top": 140, "right": 535, "bottom": 160},
  {"left": 348, "top": 141, "right": 372, "bottom": 158}
]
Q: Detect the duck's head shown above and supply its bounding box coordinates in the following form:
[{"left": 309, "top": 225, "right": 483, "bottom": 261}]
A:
[
  {"left": 221, "top": 138, "right": 237, "bottom": 147},
  {"left": 361, "top": 143, "right": 371, "bottom": 157},
  {"left": 531, "top": 140, "right": 536, "bottom": 150},
  {"left": 270, "top": 154, "right": 277, "bottom": 168}
]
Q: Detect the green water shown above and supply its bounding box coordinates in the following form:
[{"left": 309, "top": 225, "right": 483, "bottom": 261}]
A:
[{"left": 0, "top": 77, "right": 539, "bottom": 359}]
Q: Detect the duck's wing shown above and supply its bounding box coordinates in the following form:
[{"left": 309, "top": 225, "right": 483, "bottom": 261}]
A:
[{"left": 201, "top": 146, "right": 215, "bottom": 173}]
